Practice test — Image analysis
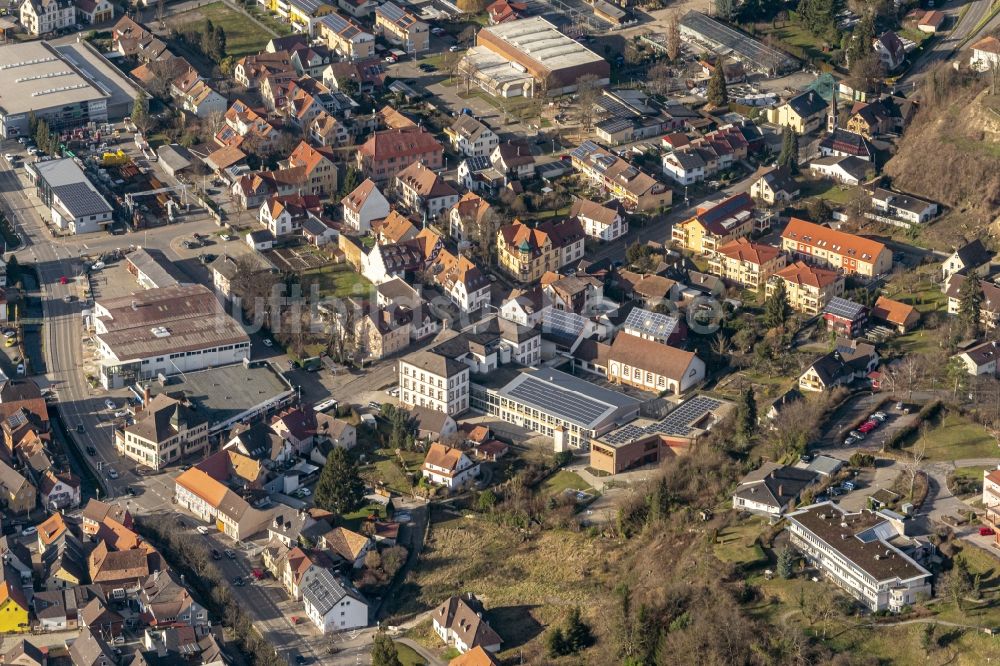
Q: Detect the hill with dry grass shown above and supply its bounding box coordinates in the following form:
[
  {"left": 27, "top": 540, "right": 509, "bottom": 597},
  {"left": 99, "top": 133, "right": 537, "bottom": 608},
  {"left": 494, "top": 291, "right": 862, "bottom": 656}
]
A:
[{"left": 884, "top": 76, "right": 1000, "bottom": 241}]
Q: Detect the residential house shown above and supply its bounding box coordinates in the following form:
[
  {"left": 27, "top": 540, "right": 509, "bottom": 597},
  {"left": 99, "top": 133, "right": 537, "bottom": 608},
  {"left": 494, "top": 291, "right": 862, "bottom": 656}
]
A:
[
  {"left": 74, "top": 0, "right": 112, "bottom": 23},
  {"left": 781, "top": 217, "right": 893, "bottom": 277},
  {"left": 750, "top": 166, "right": 800, "bottom": 204},
  {"left": 491, "top": 139, "right": 536, "bottom": 181},
  {"left": 449, "top": 647, "right": 501, "bottom": 666},
  {"left": 399, "top": 349, "right": 471, "bottom": 416},
  {"left": 660, "top": 124, "right": 750, "bottom": 185},
  {"left": 497, "top": 218, "right": 585, "bottom": 282},
  {"left": 913, "top": 9, "right": 945, "bottom": 32},
  {"left": 870, "top": 188, "right": 938, "bottom": 225},
  {"left": 352, "top": 307, "right": 412, "bottom": 360},
  {"left": 822, "top": 297, "right": 869, "bottom": 338},
  {"left": 357, "top": 128, "right": 445, "bottom": 185},
  {"left": 375, "top": 210, "right": 419, "bottom": 246},
  {"left": 433, "top": 595, "right": 502, "bottom": 654},
  {"left": 394, "top": 161, "right": 460, "bottom": 219},
  {"left": 234, "top": 51, "right": 296, "bottom": 89},
  {"left": 259, "top": 194, "right": 322, "bottom": 237},
  {"left": 709, "top": 237, "right": 787, "bottom": 291},
  {"left": 314, "top": 415, "right": 356, "bottom": 451},
  {"left": 871, "top": 296, "right": 919, "bottom": 333},
  {"left": 458, "top": 156, "right": 505, "bottom": 197},
  {"left": 845, "top": 97, "right": 915, "bottom": 138},
  {"left": 360, "top": 240, "right": 425, "bottom": 285},
  {"left": 786, "top": 502, "right": 931, "bottom": 612},
  {"left": 2, "top": 640, "right": 46, "bottom": 666},
  {"left": 799, "top": 338, "right": 879, "bottom": 392},
  {"left": 337, "top": 0, "right": 376, "bottom": 17},
  {"left": 569, "top": 197, "right": 627, "bottom": 242},
  {"left": 38, "top": 470, "right": 81, "bottom": 511},
  {"left": 374, "top": 1, "right": 429, "bottom": 53},
  {"left": 671, "top": 192, "right": 756, "bottom": 256},
  {"left": 87, "top": 540, "right": 152, "bottom": 596},
  {"left": 271, "top": 407, "right": 318, "bottom": 455},
  {"left": 942, "top": 240, "right": 992, "bottom": 281},
  {"left": 620, "top": 305, "right": 685, "bottom": 346},
  {"left": 309, "top": 112, "right": 349, "bottom": 148},
  {"left": 285, "top": 141, "right": 339, "bottom": 195},
  {"left": 819, "top": 129, "right": 875, "bottom": 162},
  {"left": 20, "top": 0, "right": 75, "bottom": 36},
  {"left": 319, "top": 526, "right": 372, "bottom": 568},
  {"left": 409, "top": 406, "right": 458, "bottom": 441},
  {"left": 446, "top": 115, "right": 499, "bottom": 158},
  {"left": 0, "top": 460, "right": 35, "bottom": 514},
  {"left": 81, "top": 499, "right": 133, "bottom": 536},
  {"left": 174, "top": 464, "right": 273, "bottom": 541},
  {"left": 316, "top": 12, "right": 375, "bottom": 60},
  {"left": 984, "top": 466, "right": 1000, "bottom": 524},
  {"left": 773, "top": 90, "right": 828, "bottom": 134},
  {"left": 607, "top": 332, "right": 705, "bottom": 395},
  {"left": 615, "top": 271, "right": 680, "bottom": 307},
  {"left": 543, "top": 273, "right": 604, "bottom": 315},
  {"left": 176, "top": 80, "right": 227, "bottom": 119},
  {"left": 300, "top": 566, "right": 368, "bottom": 632},
  {"left": 571, "top": 141, "right": 671, "bottom": 212},
  {"left": 342, "top": 178, "right": 390, "bottom": 233},
  {"left": 955, "top": 340, "right": 1000, "bottom": 377},
  {"left": 432, "top": 249, "right": 492, "bottom": 313},
  {"left": 732, "top": 462, "right": 819, "bottom": 516},
  {"left": 421, "top": 442, "right": 479, "bottom": 490},
  {"left": 873, "top": 31, "right": 906, "bottom": 71},
  {"left": 486, "top": 0, "right": 525, "bottom": 23},
  {"left": 115, "top": 394, "right": 208, "bottom": 471},
  {"left": 808, "top": 155, "right": 871, "bottom": 186},
  {"left": 769, "top": 261, "right": 845, "bottom": 315},
  {"left": 0, "top": 566, "right": 29, "bottom": 633},
  {"left": 970, "top": 35, "right": 1000, "bottom": 72},
  {"left": 449, "top": 192, "right": 495, "bottom": 244},
  {"left": 946, "top": 273, "right": 1000, "bottom": 330},
  {"left": 68, "top": 628, "right": 116, "bottom": 666}
]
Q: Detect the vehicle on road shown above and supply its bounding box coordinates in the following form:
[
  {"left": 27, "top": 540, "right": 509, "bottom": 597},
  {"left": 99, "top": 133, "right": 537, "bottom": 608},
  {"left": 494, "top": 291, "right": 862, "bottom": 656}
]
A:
[
  {"left": 212, "top": 549, "right": 222, "bottom": 560},
  {"left": 197, "top": 526, "right": 210, "bottom": 535},
  {"left": 86, "top": 445, "right": 96, "bottom": 456},
  {"left": 126, "top": 486, "right": 137, "bottom": 496},
  {"left": 107, "top": 468, "right": 118, "bottom": 479},
  {"left": 225, "top": 549, "right": 236, "bottom": 559},
  {"left": 63, "top": 294, "right": 73, "bottom": 303},
  {"left": 104, "top": 398, "right": 116, "bottom": 410},
  {"left": 4, "top": 337, "right": 15, "bottom": 347},
  {"left": 90, "top": 261, "right": 105, "bottom": 271},
  {"left": 251, "top": 568, "right": 265, "bottom": 580},
  {"left": 315, "top": 398, "right": 338, "bottom": 412},
  {"left": 233, "top": 576, "right": 244, "bottom": 586},
  {"left": 76, "top": 424, "right": 85, "bottom": 433},
  {"left": 20, "top": 526, "right": 36, "bottom": 537},
  {"left": 220, "top": 233, "right": 234, "bottom": 241}
]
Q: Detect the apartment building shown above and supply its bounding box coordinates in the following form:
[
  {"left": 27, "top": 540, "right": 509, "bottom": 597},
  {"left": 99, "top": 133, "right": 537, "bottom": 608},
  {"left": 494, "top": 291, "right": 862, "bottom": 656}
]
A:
[
  {"left": 399, "top": 350, "right": 471, "bottom": 416},
  {"left": 285, "top": 141, "right": 338, "bottom": 195},
  {"left": 496, "top": 218, "right": 584, "bottom": 283},
  {"left": 356, "top": 127, "right": 444, "bottom": 184},
  {"left": 445, "top": 115, "right": 500, "bottom": 158},
  {"left": 786, "top": 502, "right": 932, "bottom": 612},
  {"left": 781, "top": 218, "right": 893, "bottom": 277},
  {"left": 672, "top": 193, "right": 756, "bottom": 256},
  {"left": 945, "top": 273, "right": 1000, "bottom": 330},
  {"left": 115, "top": 394, "right": 208, "bottom": 471},
  {"left": 570, "top": 140, "right": 672, "bottom": 212},
  {"left": 768, "top": 261, "right": 845, "bottom": 315},
  {"left": 316, "top": 12, "right": 374, "bottom": 60},
  {"left": 374, "top": 2, "right": 429, "bottom": 53},
  {"left": 21, "top": 0, "right": 75, "bottom": 36},
  {"left": 568, "top": 197, "right": 627, "bottom": 242},
  {"left": 394, "top": 161, "right": 459, "bottom": 219},
  {"left": 341, "top": 178, "right": 390, "bottom": 233},
  {"left": 709, "top": 237, "right": 787, "bottom": 292}
]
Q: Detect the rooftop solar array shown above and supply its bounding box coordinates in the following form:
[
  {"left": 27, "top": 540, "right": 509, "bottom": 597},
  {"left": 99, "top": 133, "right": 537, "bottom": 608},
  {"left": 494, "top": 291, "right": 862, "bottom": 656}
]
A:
[
  {"left": 541, "top": 308, "right": 587, "bottom": 340},
  {"left": 823, "top": 297, "right": 866, "bottom": 320},
  {"left": 679, "top": 11, "right": 797, "bottom": 73},
  {"left": 51, "top": 182, "right": 112, "bottom": 218},
  {"left": 600, "top": 396, "right": 724, "bottom": 446},
  {"left": 569, "top": 140, "right": 600, "bottom": 162},
  {"left": 596, "top": 117, "right": 636, "bottom": 134},
  {"left": 319, "top": 13, "right": 363, "bottom": 39},
  {"left": 623, "top": 307, "right": 679, "bottom": 341},
  {"left": 463, "top": 155, "right": 491, "bottom": 172},
  {"left": 506, "top": 377, "right": 612, "bottom": 426},
  {"left": 377, "top": 1, "right": 418, "bottom": 28},
  {"left": 496, "top": 368, "right": 641, "bottom": 429}
]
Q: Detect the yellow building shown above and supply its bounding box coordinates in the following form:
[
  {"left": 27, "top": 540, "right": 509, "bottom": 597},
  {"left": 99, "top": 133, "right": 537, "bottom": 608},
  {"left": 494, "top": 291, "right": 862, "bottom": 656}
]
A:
[
  {"left": 497, "top": 219, "right": 584, "bottom": 283},
  {"left": 771, "top": 90, "right": 828, "bottom": 134},
  {"left": 0, "top": 579, "right": 29, "bottom": 633},
  {"left": 781, "top": 218, "right": 893, "bottom": 278},
  {"left": 671, "top": 193, "right": 755, "bottom": 256}
]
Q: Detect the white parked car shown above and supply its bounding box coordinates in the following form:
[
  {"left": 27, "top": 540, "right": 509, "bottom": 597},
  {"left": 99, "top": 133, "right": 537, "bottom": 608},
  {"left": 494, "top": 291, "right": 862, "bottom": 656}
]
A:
[
  {"left": 314, "top": 398, "right": 338, "bottom": 412},
  {"left": 91, "top": 261, "right": 105, "bottom": 271},
  {"left": 197, "top": 526, "right": 210, "bottom": 535},
  {"left": 262, "top": 338, "right": 273, "bottom": 347}
]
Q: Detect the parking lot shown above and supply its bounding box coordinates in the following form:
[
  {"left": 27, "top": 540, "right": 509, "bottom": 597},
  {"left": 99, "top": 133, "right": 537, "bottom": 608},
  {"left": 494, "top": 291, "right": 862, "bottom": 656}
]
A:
[{"left": 817, "top": 394, "right": 918, "bottom": 450}]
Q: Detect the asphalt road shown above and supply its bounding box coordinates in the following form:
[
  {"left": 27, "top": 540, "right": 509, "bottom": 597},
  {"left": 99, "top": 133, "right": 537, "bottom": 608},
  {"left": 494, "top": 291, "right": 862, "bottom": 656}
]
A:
[{"left": 901, "top": 0, "right": 995, "bottom": 87}]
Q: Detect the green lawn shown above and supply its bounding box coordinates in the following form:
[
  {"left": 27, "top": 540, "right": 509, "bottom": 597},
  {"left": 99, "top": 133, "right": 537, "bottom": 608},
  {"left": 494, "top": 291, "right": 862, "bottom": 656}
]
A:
[
  {"left": 799, "top": 178, "right": 856, "bottom": 205},
  {"left": 540, "top": 470, "right": 593, "bottom": 497},
  {"left": 177, "top": 1, "right": 272, "bottom": 57},
  {"left": 313, "top": 268, "right": 373, "bottom": 299},
  {"left": 713, "top": 519, "right": 768, "bottom": 566},
  {"left": 907, "top": 413, "right": 999, "bottom": 462},
  {"left": 763, "top": 21, "right": 834, "bottom": 64},
  {"left": 394, "top": 642, "right": 427, "bottom": 666}
]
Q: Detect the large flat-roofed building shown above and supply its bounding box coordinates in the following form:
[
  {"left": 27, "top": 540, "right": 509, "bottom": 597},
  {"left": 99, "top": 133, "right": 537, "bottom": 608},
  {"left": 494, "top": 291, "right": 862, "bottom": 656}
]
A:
[
  {"left": 26, "top": 158, "right": 113, "bottom": 234},
  {"left": 678, "top": 11, "right": 797, "bottom": 75},
  {"left": 470, "top": 17, "right": 610, "bottom": 97},
  {"left": 0, "top": 40, "right": 138, "bottom": 138},
  {"left": 92, "top": 284, "right": 251, "bottom": 389},
  {"left": 471, "top": 367, "right": 641, "bottom": 452}
]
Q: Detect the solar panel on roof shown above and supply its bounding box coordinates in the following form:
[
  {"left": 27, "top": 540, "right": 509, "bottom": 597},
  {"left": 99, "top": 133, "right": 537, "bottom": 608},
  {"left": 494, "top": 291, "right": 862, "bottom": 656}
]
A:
[
  {"left": 506, "top": 377, "right": 610, "bottom": 426},
  {"left": 823, "top": 297, "right": 866, "bottom": 320},
  {"left": 623, "top": 307, "right": 679, "bottom": 340},
  {"left": 600, "top": 395, "right": 724, "bottom": 444},
  {"left": 596, "top": 117, "right": 635, "bottom": 134},
  {"left": 542, "top": 309, "right": 587, "bottom": 338},
  {"left": 321, "top": 13, "right": 360, "bottom": 38},
  {"left": 570, "top": 141, "right": 598, "bottom": 160}
]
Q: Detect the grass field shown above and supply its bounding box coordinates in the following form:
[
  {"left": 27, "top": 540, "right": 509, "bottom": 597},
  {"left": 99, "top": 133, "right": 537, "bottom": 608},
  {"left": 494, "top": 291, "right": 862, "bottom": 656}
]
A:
[
  {"left": 539, "top": 470, "right": 592, "bottom": 497},
  {"left": 906, "top": 412, "right": 998, "bottom": 462},
  {"left": 394, "top": 643, "right": 426, "bottom": 666},
  {"left": 313, "top": 267, "right": 373, "bottom": 299},
  {"left": 799, "top": 178, "right": 856, "bottom": 204},
  {"left": 713, "top": 520, "right": 767, "bottom": 566},
  {"left": 172, "top": 1, "right": 272, "bottom": 58}
]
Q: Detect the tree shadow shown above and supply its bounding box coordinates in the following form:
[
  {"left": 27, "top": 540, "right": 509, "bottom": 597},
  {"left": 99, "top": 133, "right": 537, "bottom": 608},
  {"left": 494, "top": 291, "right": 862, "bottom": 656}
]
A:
[{"left": 489, "top": 604, "right": 544, "bottom": 650}]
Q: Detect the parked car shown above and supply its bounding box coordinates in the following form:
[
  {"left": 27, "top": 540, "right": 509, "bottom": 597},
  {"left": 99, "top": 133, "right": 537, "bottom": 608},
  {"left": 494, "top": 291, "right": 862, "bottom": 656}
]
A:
[
  {"left": 20, "top": 526, "right": 37, "bottom": 537},
  {"left": 262, "top": 339, "right": 273, "bottom": 347},
  {"left": 980, "top": 526, "right": 995, "bottom": 536},
  {"left": 211, "top": 549, "right": 222, "bottom": 560},
  {"left": 86, "top": 445, "right": 96, "bottom": 456},
  {"left": 233, "top": 576, "right": 244, "bottom": 586},
  {"left": 843, "top": 436, "right": 858, "bottom": 446},
  {"left": 225, "top": 549, "right": 236, "bottom": 560},
  {"left": 126, "top": 486, "right": 137, "bottom": 496},
  {"left": 849, "top": 430, "right": 865, "bottom": 440},
  {"left": 841, "top": 481, "right": 856, "bottom": 491},
  {"left": 91, "top": 261, "right": 105, "bottom": 271},
  {"left": 114, "top": 409, "right": 129, "bottom": 418},
  {"left": 107, "top": 468, "right": 119, "bottom": 479},
  {"left": 872, "top": 411, "right": 887, "bottom": 420},
  {"left": 314, "top": 398, "right": 337, "bottom": 412},
  {"left": 104, "top": 398, "right": 116, "bottom": 410},
  {"left": 197, "top": 526, "right": 210, "bottom": 535}
]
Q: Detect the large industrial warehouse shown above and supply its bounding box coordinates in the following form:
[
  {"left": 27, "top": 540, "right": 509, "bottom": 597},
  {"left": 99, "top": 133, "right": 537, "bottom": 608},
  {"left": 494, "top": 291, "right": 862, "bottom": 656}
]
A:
[
  {"left": 465, "top": 17, "right": 610, "bottom": 98},
  {"left": 0, "top": 40, "right": 140, "bottom": 138}
]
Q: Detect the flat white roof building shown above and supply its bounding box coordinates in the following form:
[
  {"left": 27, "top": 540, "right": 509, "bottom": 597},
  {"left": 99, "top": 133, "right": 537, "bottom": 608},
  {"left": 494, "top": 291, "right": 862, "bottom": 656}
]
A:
[{"left": 27, "top": 158, "right": 113, "bottom": 234}]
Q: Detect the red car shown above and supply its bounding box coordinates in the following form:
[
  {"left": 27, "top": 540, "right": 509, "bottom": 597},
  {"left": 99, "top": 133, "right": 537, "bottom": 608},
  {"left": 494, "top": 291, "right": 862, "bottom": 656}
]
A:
[
  {"left": 59, "top": 276, "right": 68, "bottom": 284},
  {"left": 980, "top": 526, "right": 995, "bottom": 536},
  {"left": 251, "top": 568, "right": 264, "bottom": 580},
  {"left": 858, "top": 423, "right": 875, "bottom": 434}
]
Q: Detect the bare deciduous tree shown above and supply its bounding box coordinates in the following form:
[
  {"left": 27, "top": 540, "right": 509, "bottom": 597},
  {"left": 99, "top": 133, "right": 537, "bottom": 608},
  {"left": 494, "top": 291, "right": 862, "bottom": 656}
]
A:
[
  {"left": 902, "top": 433, "right": 926, "bottom": 500},
  {"left": 574, "top": 74, "right": 601, "bottom": 131},
  {"left": 666, "top": 10, "right": 681, "bottom": 61}
]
